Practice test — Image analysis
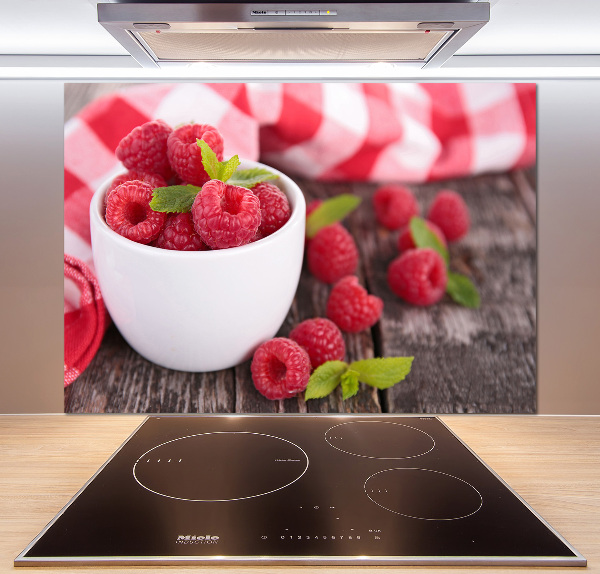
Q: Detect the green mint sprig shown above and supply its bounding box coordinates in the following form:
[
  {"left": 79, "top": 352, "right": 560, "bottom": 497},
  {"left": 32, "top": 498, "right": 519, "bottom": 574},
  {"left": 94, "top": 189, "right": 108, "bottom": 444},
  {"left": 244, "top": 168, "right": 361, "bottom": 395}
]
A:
[
  {"left": 409, "top": 216, "right": 449, "bottom": 266},
  {"left": 198, "top": 139, "right": 278, "bottom": 189},
  {"left": 227, "top": 167, "right": 279, "bottom": 188},
  {"left": 150, "top": 139, "right": 279, "bottom": 213},
  {"left": 446, "top": 271, "right": 480, "bottom": 308},
  {"left": 305, "top": 357, "right": 414, "bottom": 401},
  {"left": 305, "top": 194, "right": 362, "bottom": 239},
  {"left": 409, "top": 216, "right": 480, "bottom": 308},
  {"left": 149, "top": 184, "right": 200, "bottom": 213},
  {"left": 197, "top": 139, "right": 240, "bottom": 183}
]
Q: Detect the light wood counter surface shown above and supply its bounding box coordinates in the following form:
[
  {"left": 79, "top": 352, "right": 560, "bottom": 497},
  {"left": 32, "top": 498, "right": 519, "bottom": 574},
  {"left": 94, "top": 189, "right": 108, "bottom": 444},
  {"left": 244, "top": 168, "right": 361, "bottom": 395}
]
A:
[{"left": 1, "top": 414, "right": 598, "bottom": 573}]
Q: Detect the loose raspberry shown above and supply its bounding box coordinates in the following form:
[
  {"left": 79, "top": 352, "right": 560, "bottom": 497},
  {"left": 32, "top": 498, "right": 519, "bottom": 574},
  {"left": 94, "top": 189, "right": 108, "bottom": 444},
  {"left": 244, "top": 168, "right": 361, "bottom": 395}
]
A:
[
  {"left": 251, "top": 338, "right": 311, "bottom": 400},
  {"left": 253, "top": 181, "right": 291, "bottom": 238},
  {"left": 307, "top": 224, "right": 359, "bottom": 284},
  {"left": 115, "top": 120, "right": 173, "bottom": 180},
  {"left": 105, "top": 170, "right": 166, "bottom": 208},
  {"left": 105, "top": 181, "right": 167, "bottom": 244},
  {"left": 191, "top": 179, "right": 261, "bottom": 249},
  {"left": 397, "top": 221, "right": 447, "bottom": 253},
  {"left": 167, "top": 123, "right": 224, "bottom": 186},
  {"left": 387, "top": 248, "right": 448, "bottom": 306},
  {"left": 154, "top": 212, "right": 209, "bottom": 251},
  {"left": 373, "top": 184, "right": 419, "bottom": 230},
  {"left": 326, "top": 276, "right": 383, "bottom": 333},
  {"left": 427, "top": 190, "right": 470, "bottom": 242},
  {"left": 289, "top": 318, "right": 345, "bottom": 369}
]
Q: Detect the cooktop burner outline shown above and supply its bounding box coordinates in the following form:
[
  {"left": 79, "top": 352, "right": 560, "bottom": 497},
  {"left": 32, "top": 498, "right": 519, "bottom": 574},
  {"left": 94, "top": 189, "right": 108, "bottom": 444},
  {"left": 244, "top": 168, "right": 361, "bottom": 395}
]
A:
[
  {"left": 133, "top": 431, "right": 309, "bottom": 502},
  {"left": 364, "top": 467, "right": 484, "bottom": 520},
  {"left": 324, "top": 420, "right": 435, "bottom": 459}
]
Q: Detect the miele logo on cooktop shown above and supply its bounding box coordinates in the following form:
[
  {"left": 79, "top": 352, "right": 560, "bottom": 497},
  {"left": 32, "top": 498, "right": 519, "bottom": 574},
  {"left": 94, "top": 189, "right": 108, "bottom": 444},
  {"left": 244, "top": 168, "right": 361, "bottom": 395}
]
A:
[{"left": 176, "top": 534, "right": 219, "bottom": 545}]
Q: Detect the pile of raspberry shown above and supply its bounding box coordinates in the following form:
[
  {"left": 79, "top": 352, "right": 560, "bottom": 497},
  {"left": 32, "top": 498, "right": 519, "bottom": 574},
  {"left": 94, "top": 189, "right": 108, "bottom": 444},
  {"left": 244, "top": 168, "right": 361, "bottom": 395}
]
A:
[
  {"left": 372, "top": 184, "right": 470, "bottom": 307},
  {"left": 104, "top": 119, "right": 291, "bottom": 250}
]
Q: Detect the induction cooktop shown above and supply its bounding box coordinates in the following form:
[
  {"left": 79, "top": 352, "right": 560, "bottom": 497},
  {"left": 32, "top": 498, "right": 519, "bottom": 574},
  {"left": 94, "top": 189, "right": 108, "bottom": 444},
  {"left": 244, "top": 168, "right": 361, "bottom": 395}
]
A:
[{"left": 15, "top": 415, "right": 585, "bottom": 567}]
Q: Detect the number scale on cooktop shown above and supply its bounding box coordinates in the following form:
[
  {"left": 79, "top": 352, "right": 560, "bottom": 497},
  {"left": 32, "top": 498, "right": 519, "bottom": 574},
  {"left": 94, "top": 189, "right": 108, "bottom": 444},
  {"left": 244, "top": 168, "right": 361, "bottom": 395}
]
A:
[{"left": 15, "top": 415, "right": 585, "bottom": 567}]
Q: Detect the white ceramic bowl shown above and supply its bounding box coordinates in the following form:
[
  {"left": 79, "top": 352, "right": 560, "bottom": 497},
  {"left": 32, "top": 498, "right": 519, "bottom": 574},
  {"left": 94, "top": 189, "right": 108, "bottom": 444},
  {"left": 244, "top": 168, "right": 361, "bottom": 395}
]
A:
[{"left": 89, "top": 160, "right": 306, "bottom": 372}]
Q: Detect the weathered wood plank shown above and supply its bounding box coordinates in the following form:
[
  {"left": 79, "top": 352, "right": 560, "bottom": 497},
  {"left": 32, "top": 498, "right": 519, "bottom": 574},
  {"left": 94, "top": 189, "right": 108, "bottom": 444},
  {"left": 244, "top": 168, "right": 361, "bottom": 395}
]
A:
[
  {"left": 64, "top": 326, "right": 236, "bottom": 413},
  {"left": 511, "top": 168, "right": 537, "bottom": 224}
]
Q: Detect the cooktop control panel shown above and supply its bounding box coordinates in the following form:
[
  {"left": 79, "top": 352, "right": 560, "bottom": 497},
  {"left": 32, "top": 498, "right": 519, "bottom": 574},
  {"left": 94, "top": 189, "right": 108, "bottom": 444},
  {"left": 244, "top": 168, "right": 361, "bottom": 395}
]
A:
[
  {"left": 15, "top": 415, "right": 585, "bottom": 567},
  {"left": 251, "top": 9, "right": 337, "bottom": 15}
]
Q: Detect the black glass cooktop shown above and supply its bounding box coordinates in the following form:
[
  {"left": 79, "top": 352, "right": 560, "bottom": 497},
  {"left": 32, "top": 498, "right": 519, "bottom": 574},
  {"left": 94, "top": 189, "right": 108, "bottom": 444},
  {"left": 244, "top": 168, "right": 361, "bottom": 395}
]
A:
[{"left": 16, "top": 415, "right": 585, "bottom": 567}]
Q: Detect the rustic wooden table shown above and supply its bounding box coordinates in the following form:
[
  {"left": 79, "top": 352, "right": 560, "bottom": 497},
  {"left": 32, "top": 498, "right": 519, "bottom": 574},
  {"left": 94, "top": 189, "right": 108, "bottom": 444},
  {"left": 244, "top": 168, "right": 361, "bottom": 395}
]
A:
[{"left": 63, "top": 83, "right": 537, "bottom": 415}]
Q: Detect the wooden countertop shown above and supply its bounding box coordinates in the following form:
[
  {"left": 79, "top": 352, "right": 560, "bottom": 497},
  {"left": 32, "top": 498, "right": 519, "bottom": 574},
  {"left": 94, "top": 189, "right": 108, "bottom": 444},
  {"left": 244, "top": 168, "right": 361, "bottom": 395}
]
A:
[{"left": 1, "top": 414, "right": 598, "bottom": 573}]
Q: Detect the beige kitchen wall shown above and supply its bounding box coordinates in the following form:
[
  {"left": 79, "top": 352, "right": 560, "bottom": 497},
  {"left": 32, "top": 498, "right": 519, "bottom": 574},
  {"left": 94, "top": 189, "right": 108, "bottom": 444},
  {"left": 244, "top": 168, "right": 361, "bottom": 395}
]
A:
[{"left": 1, "top": 79, "right": 599, "bottom": 414}]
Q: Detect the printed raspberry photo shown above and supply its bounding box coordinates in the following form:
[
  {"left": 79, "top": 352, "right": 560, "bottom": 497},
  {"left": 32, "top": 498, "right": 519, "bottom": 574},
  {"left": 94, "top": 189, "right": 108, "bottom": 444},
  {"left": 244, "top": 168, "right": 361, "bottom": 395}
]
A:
[
  {"left": 387, "top": 248, "right": 448, "bottom": 306},
  {"left": 105, "top": 180, "right": 167, "bottom": 244},
  {"left": 191, "top": 179, "right": 262, "bottom": 249},
  {"left": 115, "top": 119, "right": 174, "bottom": 180},
  {"left": 307, "top": 223, "right": 359, "bottom": 284},
  {"left": 427, "top": 190, "right": 470, "bottom": 242},
  {"left": 64, "top": 82, "right": 536, "bottom": 416},
  {"left": 105, "top": 171, "right": 167, "bottom": 208},
  {"left": 154, "top": 212, "right": 208, "bottom": 251},
  {"left": 326, "top": 276, "right": 384, "bottom": 333},
  {"left": 253, "top": 181, "right": 292, "bottom": 238},
  {"left": 373, "top": 184, "right": 419, "bottom": 230},
  {"left": 251, "top": 338, "right": 312, "bottom": 400},
  {"left": 167, "top": 123, "right": 225, "bottom": 186},
  {"left": 289, "top": 318, "right": 346, "bottom": 369}
]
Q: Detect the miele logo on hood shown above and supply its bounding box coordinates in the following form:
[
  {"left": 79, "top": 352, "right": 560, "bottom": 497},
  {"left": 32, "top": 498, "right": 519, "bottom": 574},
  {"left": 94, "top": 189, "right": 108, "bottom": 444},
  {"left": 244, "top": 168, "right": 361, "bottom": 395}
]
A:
[{"left": 176, "top": 534, "right": 219, "bottom": 545}]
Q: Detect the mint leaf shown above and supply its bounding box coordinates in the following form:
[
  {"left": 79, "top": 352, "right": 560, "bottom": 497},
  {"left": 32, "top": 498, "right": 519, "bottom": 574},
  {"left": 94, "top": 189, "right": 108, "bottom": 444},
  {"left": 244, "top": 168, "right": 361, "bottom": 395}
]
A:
[
  {"left": 197, "top": 139, "right": 220, "bottom": 180},
  {"left": 218, "top": 154, "right": 241, "bottom": 183},
  {"left": 306, "top": 194, "right": 362, "bottom": 239},
  {"left": 340, "top": 369, "right": 360, "bottom": 400},
  {"left": 447, "top": 271, "right": 480, "bottom": 308},
  {"left": 410, "top": 216, "right": 449, "bottom": 266},
  {"left": 228, "top": 167, "right": 279, "bottom": 189},
  {"left": 304, "top": 361, "right": 348, "bottom": 400},
  {"left": 150, "top": 185, "right": 201, "bottom": 213},
  {"left": 349, "top": 357, "right": 414, "bottom": 390}
]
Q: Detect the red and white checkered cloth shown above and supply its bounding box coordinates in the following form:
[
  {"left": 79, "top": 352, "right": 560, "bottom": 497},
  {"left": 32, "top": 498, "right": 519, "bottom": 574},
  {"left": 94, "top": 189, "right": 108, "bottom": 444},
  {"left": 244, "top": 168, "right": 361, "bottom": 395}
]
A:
[{"left": 64, "top": 82, "right": 536, "bottom": 385}]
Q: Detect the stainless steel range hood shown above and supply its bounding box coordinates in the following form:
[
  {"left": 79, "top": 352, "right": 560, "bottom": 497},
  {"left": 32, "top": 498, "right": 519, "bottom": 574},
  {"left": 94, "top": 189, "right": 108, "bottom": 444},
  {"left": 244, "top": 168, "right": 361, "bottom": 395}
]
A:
[{"left": 97, "top": 1, "right": 489, "bottom": 68}]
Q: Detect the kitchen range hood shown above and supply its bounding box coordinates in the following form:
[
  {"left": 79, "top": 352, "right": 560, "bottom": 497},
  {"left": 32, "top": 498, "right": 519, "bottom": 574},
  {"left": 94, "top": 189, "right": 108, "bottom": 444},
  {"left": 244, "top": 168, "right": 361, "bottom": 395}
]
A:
[{"left": 96, "top": 1, "right": 490, "bottom": 68}]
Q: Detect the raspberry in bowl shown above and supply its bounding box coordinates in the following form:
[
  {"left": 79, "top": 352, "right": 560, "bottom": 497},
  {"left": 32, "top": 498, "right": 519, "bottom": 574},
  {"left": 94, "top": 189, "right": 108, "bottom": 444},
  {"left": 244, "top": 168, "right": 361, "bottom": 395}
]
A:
[{"left": 89, "top": 158, "right": 306, "bottom": 372}]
